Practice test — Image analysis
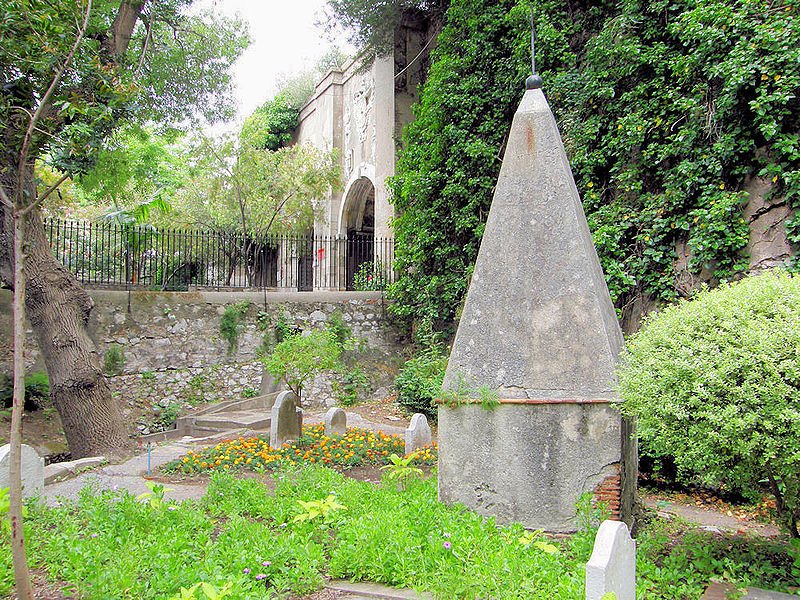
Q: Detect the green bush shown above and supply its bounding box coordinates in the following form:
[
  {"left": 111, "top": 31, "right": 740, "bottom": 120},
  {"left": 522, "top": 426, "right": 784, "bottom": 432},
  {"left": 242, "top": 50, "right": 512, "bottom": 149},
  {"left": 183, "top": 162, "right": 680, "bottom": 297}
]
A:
[
  {"left": 333, "top": 367, "right": 371, "bottom": 407},
  {"left": 263, "top": 330, "right": 341, "bottom": 404},
  {"left": 619, "top": 270, "right": 800, "bottom": 537},
  {"left": 220, "top": 301, "right": 251, "bottom": 355},
  {"left": 0, "top": 371, "right": 50, "bottom": 410},
  {"left": 103, "top": 344, "right": 126, "bottom": 376},
  {"left": 394, "top": 349, "right": 448, "bottom": 417}
]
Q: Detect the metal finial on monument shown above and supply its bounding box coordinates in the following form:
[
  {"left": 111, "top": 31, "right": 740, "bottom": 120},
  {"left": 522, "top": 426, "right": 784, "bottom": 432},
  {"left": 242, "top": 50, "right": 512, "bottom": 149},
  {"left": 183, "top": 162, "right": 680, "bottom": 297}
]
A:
[{"left": 525, "top": 12, "right": 543, "bottom": 90}]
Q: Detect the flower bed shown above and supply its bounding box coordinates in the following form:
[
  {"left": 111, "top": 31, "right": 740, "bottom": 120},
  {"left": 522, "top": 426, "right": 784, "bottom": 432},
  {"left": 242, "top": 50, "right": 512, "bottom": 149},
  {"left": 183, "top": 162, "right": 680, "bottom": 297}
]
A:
[{"left": 163, "top": 424, "right": 438, "bottom": 475}]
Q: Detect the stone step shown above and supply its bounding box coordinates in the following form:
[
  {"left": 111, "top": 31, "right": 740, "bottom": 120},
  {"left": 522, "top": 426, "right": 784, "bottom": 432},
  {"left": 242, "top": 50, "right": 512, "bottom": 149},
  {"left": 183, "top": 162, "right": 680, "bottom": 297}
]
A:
[{"left": 192, "top": 411, "right": 270, "bottom": 430}]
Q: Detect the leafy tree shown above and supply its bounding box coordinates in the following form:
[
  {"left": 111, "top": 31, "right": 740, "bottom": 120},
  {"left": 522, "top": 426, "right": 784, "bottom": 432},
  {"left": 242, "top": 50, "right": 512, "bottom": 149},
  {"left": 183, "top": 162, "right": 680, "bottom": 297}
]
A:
[
  {"left": 173, "top": 134, "right": 339, "bottom": 285},
  {"left": 324, "top": 0, "right": 448, "bottom": 55},
  {"left": 263, "top": 329, "right": 342, "bottom": 405},
  {"left": 0, "top": 0, "right": 248, "bottom": 459},
  {"left": 619, "top": 270, "right": 800, "bottom": 538}
]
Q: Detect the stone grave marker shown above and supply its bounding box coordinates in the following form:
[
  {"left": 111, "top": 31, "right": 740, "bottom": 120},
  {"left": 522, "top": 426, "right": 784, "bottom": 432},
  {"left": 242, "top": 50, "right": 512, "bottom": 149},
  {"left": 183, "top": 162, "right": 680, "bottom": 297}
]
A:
[
  {"left": 270, "top": 391, "right": 302, "bottom": 448},
  {"left": 0, "top": 443, "right": 44, "bottom": 498},
  {"left": 586, "top": 520, "right": 636, "bottom": 600},
  {"left": 405, "top": 413, "right": 431, "bottom": 456},
  {"left": 324, "top": 407, "right": 347, "bottom": 436}
]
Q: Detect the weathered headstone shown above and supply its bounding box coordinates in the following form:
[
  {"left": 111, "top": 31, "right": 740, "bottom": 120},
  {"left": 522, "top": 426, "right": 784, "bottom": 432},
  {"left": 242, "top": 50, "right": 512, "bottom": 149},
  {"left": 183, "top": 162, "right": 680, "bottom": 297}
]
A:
[
  {"left": 438, "top": 86, "right": 635, "bottom": 532},
  {"left": 0, "top": 443, "right": 44, "bottom": 497},
  {"left": 586, "top": 520, "right": 636, "bottom": 600},
  {"left": 260, "top": 367, "right": 283, "bottom": 399},
  {"left": 270, "top": 391, "right": 303, "bottom": 448},
  {"left": 324, "top": 407, "right": 347, "bottom": 436},
  {"left": 404, "top": 413, "right": 431, "bottom": 456}
]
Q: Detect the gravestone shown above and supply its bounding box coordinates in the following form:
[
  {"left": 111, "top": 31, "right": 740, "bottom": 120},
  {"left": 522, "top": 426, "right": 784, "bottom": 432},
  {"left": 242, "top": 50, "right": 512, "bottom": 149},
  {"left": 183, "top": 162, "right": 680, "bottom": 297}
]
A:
[
  {"left": 270, "top": 391, "right": 303, "bottom": 448},
  {"left": 0, "top": 443, "right": 44, "bottom": 498},
  {"left": 404, "top": 413, "right": 431, "bottom": 455},
  {"left": 586, "top": 520, "right": 636, "bottom": 600},
  {"left": 438, "top": 86, "right": 635, "bottom": 532},
  {"left": 324, "top": 407, "right": 347, "bottom": 436}
]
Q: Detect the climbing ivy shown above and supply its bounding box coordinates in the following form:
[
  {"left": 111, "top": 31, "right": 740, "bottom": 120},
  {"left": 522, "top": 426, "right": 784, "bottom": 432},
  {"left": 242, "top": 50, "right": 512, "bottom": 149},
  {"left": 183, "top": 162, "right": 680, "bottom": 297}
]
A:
[{"left": 388, "top": 0, "right": 800, "bottom": 330}]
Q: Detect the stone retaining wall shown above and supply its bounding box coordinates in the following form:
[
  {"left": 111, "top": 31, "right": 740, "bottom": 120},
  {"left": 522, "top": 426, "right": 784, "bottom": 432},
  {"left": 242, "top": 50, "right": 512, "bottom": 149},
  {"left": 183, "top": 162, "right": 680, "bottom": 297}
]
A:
[{"left": 0, "top": 289, "right": 407, "bottom": 412}]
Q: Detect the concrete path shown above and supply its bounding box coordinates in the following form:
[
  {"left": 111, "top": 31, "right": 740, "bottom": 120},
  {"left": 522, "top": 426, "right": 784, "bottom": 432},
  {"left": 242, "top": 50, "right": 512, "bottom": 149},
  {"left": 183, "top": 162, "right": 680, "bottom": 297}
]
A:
[
  {"left": 702, "top": 583, "right": 798, "bottom": 599},
  {"left": 44, "top": 437, "right": 208, "bottom": 504},
  {"left": 643, "top": 497, "right": 782, "bottom": 538}
]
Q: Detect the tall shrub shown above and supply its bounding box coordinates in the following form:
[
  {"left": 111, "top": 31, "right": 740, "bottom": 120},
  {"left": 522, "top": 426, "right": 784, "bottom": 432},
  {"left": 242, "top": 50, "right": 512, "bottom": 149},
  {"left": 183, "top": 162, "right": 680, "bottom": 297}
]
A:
[{"left": 618, "top": 270, "right": 800, "bottom": 537}]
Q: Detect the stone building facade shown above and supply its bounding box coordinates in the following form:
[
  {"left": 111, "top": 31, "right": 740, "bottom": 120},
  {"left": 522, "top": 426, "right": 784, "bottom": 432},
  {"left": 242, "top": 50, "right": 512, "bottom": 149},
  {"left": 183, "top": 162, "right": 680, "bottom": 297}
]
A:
[{"left": 293, "top": 19, "right": 435, "bottom": 290}]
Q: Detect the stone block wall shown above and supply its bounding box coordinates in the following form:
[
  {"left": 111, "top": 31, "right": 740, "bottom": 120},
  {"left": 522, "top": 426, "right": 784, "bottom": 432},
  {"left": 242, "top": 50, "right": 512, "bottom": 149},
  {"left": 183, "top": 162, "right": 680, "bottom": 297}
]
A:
[{"left": 0, "top": 289, "right": 406, "bottom": 411}]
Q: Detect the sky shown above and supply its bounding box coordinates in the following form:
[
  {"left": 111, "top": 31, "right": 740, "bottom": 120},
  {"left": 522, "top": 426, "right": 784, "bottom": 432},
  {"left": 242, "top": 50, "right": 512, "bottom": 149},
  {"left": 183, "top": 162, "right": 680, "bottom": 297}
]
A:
[{"left": 195, "top": 1, "right": 356, "bottom": 130}]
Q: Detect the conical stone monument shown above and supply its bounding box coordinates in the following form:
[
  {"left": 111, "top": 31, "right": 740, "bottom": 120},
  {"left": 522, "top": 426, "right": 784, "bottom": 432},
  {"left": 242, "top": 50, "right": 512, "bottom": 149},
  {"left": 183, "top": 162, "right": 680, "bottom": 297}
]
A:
[{"left": 438, "top": 75, "right": 635, "bottom": 532}]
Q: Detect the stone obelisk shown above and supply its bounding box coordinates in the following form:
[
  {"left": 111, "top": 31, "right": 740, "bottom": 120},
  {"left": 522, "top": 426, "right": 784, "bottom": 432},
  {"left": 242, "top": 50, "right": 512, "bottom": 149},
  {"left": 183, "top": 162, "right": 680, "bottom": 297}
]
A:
[{"left": 438, "top": 48, "right": 634, "bottom": 533}]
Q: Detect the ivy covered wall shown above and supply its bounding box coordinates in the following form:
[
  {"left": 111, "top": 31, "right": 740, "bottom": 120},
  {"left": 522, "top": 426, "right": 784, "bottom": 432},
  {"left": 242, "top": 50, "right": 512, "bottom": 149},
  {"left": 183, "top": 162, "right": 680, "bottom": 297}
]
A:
[{"left": 388, "top": 0, "right": 800, "bottom": 332}]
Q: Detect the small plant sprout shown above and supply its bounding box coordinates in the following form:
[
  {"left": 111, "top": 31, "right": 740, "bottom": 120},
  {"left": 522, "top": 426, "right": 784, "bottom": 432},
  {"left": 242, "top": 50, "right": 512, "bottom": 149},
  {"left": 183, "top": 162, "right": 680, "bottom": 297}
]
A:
[
  {"left": 169, "top": 582, "right": 233, "bottom": 600},
  {"left": 380, "top": 453, "right": 423, "bottom": 489},
  {"left": 293, "top": 494, "right": 347, "bottom": 523},
  {"left": 136, "top": 481, "right": 174, "bottom": 509}
]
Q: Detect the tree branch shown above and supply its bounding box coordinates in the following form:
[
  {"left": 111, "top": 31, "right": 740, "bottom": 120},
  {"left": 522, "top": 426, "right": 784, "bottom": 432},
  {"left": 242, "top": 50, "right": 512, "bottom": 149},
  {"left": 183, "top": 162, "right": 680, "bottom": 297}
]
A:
[
  {"left": 20, "top": 173, "right": 70, "bottom": 217},
  {"left": 16, "top": 0, "right": 93, "bottom": 203},
  {"left": 0, "top": 186, "right": 13, "bottom": 210},
  {"left": 134, "top": 15, "right": 153, "bottom": 75}
]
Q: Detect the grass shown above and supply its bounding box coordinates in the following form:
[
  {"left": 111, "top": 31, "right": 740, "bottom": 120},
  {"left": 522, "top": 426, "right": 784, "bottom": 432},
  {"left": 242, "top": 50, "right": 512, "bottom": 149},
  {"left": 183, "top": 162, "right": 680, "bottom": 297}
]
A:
[
  {"left": 162, "top": 425, "right": 438, "bottom": 475},
  {"left": 0, "top": 467, "right": 799, "bottom": 599}
]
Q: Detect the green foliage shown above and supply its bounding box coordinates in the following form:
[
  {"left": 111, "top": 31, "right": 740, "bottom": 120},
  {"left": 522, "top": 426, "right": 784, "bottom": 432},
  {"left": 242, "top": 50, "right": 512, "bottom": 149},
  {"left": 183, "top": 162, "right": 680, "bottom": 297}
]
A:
[
  {"left": 394, "top": 348, "right": 447, "bottom": 416},
  {"left": 240, "top": 95, "right": 298, "bottom": 152},
  {"left": 0, "top": 1, "right": 249, "bottom": 180},
  {"left": 169, "top": 582, "right": 233, "bottom": 600},
  {"left": 263, "top": 330, "right": 342, "bottom": 403},
  {"left": 0, "top": 371, "right": 49, "bottom": 410},
  {"left": 619, "top": 271, "right": 800, "bottom": 537},
  {"left": 325, "top": 0, "right": 447, "bottom": 56},
  {"left": 3, "top": 469, "right": 799, "bottom": 598},
  {"left": 380, "top": 453, "right": 423, "bottom": 488},
  {"left": 136, "top": 481, "right": 174, "bottom": 510},
  {"left": 220, "top": 302, "right": 251, "bottom": 355},
  {"left": 293, "top": 494, "right": 347, "bottom": 523},
  {"left": 389, "top": 0, "right": 800, "bottom": 330},
  {"left": 333, "top": 366, "right": 371, "bottom": 406},
  {"left": 352, "top": 260, "right": 387, "bottom": 291},
  {"left": 103, "top": 344, "right": 126, "bottom": 377}
]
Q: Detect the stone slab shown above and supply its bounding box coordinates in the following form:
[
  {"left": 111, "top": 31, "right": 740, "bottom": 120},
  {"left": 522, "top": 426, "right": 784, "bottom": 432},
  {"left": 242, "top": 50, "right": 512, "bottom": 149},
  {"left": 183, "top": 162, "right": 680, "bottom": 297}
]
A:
[
  {"left": 0, "top": 443, "right": 44, "bottom": 497},
  {"left": 586, "top": 520, "right": 636, "bottom": 600},
  {"left": 44, "top": 456, "right": 106, "bottom": 483},
  {"left": 404, "top": 413, "right": 431, "bottom": 455},
  {"left": 325, "top": 407, "right": 347, "bottom": 436},
  {"left": 439, "top": 88, "right": 631, "bottom": 531},
  {"left": 270, "top": 391, "right": 302, "bottom": 448},
  {"left": 326, "top": 580, "right": 432, "bottom": 599}
]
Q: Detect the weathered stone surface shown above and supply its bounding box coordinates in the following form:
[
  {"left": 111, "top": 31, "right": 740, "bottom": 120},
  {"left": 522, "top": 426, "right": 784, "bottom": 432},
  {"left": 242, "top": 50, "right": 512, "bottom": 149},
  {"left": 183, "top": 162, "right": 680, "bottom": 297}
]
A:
[
  {"left": 586, "top": 520, "right": 636, "bottom": 600},
  {"left": 324, "top": 407, "right": 347, "bottom": 436},
  {"left": 404, "top": 413, "right": 431, "bottom": 456},
  {"left": 270, "top": 391, "right": 302, "bottom": 448},
  {"left": 260, "top": 367, "right": 282, "bottom": 402},
  {"left": 0, "top": 443, "right": 44, "bottom": 497},
  {"left": 439, "top": 88, "right": 632, "bottom": 532}
]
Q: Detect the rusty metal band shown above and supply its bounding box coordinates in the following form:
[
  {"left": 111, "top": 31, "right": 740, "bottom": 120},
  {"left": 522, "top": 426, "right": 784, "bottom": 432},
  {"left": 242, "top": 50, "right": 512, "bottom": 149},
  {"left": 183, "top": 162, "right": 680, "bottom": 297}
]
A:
[{"left": 435, "top": 398, "right": 615, "bottom": 406}]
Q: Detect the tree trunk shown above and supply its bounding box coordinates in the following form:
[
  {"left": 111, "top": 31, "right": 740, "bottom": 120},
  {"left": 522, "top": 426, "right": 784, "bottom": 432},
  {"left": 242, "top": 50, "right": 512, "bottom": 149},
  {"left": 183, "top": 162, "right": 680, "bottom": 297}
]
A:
[
  {"left": 10, "top": 210, "right": 34, "bottom": 600},
  {"left": 23, "top": 209, "right": 129, "bottom": 458},
  {"left": 1, "top": 187, "right": 129, "bottom": 459}
]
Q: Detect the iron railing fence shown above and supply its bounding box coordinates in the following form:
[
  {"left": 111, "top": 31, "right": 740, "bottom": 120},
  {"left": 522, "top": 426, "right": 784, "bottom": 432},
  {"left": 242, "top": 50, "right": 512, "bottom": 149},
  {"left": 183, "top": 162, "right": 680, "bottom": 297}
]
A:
[{"left": 44, "top": 218, "right": 395, "bottom": 292}]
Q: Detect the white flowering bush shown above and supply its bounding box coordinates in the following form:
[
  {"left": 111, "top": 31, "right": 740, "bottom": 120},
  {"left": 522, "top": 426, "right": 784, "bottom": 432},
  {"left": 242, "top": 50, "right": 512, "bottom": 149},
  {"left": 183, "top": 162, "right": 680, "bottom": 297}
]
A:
[{"left": 619, "top": 271, "right": 800, "bottom": 537}]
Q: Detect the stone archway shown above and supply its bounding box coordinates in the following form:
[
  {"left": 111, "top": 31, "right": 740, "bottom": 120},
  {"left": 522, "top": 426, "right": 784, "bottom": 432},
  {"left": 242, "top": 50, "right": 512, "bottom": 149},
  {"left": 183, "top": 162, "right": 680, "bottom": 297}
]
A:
[{"left": 341, "top": 177, "right": 375, "bottom": 290}]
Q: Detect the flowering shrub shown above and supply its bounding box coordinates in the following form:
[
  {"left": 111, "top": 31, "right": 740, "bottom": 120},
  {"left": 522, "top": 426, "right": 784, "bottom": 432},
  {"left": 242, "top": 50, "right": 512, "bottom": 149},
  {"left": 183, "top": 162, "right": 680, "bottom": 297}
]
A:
[{"left": 164, "top": 425, "right": 437, "bottom": 475}]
